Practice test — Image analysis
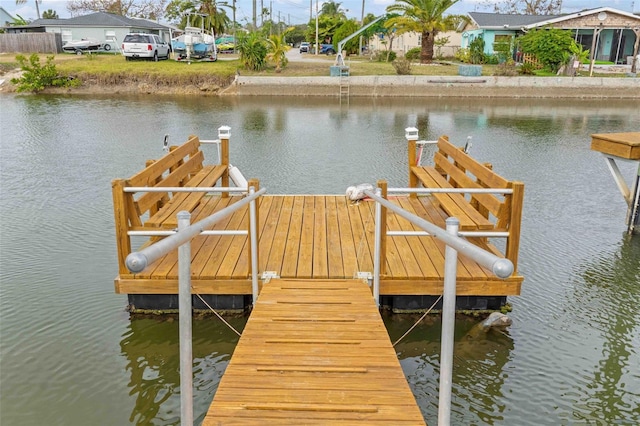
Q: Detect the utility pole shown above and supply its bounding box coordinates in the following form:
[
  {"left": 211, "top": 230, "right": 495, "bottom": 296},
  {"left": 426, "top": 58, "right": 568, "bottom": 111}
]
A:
[
  {"left": 315, "top": 0, "right": 319, "bottom": 55},
  {"left": 359, "top": 0, "right": 365, "bottom": 55},
  {"left": 253, "top": 0, "right": 256, "bottom": 29}
]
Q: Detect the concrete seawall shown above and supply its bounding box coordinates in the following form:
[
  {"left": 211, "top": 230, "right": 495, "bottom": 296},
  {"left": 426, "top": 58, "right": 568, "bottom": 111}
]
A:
[{"left": 222, "top": 75, "right": 640, "bottom": 98}]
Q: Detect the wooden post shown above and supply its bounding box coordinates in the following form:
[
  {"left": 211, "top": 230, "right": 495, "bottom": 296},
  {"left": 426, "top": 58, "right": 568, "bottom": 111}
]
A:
[
  {"left": 220, "top": 136, "right": 230, "bottom": 198},
  {"left": 377, "top": 179, "right": 388, "bottom": 275},
  {"left": 112, "top": 179, "right": 132, "bottom": 275},
  {"left": 408, "top": 139, "right": 417, "bottom": 198},
  {"left": 505, "top": 181, "right": 524, "bottom": 274},
  {"left": 247, "top": 178, "right": 260, "bottom": 276}
]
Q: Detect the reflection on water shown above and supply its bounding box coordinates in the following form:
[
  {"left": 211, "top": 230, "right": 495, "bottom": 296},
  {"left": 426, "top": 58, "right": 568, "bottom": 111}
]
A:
[
  {"left": 120, "top": 316, "right": 246, "bottom": 425},
  {"left": 573, "top": 235, "right": 640, "bottom": 423},
  {"left": 1, "top": 94, "right": 639, "bottom": 425},
  {"left": 385, "top": 313, "right": 514, "bottom": 425}
]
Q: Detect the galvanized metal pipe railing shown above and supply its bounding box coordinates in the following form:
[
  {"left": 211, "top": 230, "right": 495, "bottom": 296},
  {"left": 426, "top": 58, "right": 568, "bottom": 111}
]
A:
[
  {"left": 125, "top": 187, "right": 266, "bottom": 287},
  {"left": 388, "top": 187, "right": 513, "bottom": 195},
  {"left": 124, "top": 186, "right": 247, "bottom": 193},
  {"left": 364, "top": 188, "right": 514, "bottom": 426},
  {"left": 365, "top": 188, "right": 514, "bottom": 295}
]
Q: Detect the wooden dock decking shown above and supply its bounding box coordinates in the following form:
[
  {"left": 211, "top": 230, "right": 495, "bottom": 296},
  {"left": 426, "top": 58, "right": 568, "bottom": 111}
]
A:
[
  {"left": 203, "top": 278, "right": 426, "bottom": 425},
  {"left": 114, "top": 194, "right": 523, "bottom": 297}
]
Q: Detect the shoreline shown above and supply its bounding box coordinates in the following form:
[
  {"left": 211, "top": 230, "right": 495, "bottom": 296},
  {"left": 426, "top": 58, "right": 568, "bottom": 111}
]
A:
[
  {"left": 221, "top": 75, "right": 640, "bottom": 99},
  {"left": 2, "top": 71, "right": 639, "bottom": 98}
]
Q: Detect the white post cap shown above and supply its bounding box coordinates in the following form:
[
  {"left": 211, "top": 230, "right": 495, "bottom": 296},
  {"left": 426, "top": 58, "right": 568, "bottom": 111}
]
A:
[
  {"left": 218, "top": 125, "right": 231, "bottom": 139},
  {"left": 405, "top": 127, "right": 419, "bottom": 141}
]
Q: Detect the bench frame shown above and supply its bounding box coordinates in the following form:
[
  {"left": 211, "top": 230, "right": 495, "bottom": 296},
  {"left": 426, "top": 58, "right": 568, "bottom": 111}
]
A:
[
  {"left": 407, "top": 135, "right": 524, "bottom": 273},
  {"left": 112, "top": 135, "right": 233, "bottom": 274}
]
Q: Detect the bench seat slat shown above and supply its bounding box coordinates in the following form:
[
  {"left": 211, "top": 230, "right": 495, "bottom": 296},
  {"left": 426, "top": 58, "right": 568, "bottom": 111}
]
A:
[
  {"left": 135, "top": 150, "right": 205, "bottom": 215},
  {"left": 411, "top": 166, "right": 493, "bottom": 231},
  {"left": 433, "top": 152, "right": 504, "bottom": 217},
  {"left": 145, "top": 164, "right": 228, "bottom": 228}
]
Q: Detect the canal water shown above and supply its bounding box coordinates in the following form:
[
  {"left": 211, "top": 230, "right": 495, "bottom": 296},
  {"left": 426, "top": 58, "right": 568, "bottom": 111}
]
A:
[{"left": 1, "top": 94, "right": 638, "bottom": 425}]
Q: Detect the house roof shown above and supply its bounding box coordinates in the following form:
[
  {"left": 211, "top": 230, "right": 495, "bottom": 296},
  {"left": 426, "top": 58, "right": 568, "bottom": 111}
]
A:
[
  {"left": 11, "top": 12, "right": 170, "bottom": 30},
  {"left": 468, "top": 12, "right": 557, "bottom": 29},
  {"left": 525, "top": 7, "right": 640, "bottom": 28},
  {"left": 469, "top": 7, "right": 640, "bottom": 31}
]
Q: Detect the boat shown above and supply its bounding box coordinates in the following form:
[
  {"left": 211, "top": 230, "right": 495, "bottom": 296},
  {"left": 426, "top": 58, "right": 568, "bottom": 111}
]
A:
[
  {"left": 62, "top": 38, "right": 106, "bottom": 54},
  {"left": 171, "top": 26, "right": 217, "bottom": 62}
]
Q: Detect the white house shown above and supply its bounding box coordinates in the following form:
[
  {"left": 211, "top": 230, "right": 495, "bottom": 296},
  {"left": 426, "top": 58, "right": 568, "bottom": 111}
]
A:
[{"left": 3, "top": 12, "right": 173, "bottom": 50}]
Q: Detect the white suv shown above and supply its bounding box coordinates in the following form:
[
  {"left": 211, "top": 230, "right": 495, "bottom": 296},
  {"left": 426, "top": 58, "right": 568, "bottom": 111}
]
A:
[{"left": 122, "top": 33, "right": 170, "bottom": 61}]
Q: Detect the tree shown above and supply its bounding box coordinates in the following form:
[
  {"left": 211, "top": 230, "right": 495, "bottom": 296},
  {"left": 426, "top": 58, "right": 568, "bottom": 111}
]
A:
[
  {"left": 42, "top": 9, "right": 59, "bottom": 19},
  {"left": 320, "top": 1, "right": 346, "bottom": 19},
  {"left": 334, "top": 20, "right": 359, "bottom": 54},
  {"left": 517, "top": 27, "right": 583, "bottom": 72},
  {"left": 10, "top": 14, "right": 29, "bottom": 25},
  {"left": 484, "top": 0, "right": 561, "bottom": 15},
  {"left": 165, "top": 0, "right": 230, "bottom": 35},
  {"left": 16, "top": 0, "right": 41, "bottom": 20},
  {"left": 236, "top": 31, "right": 267, "bottom": 70},
  {"left": 67, "top": 0, "right": 166, "bottom": 19},
  {"left": 386, "top": 0, "right": 459, "bottom": 64},
  {"left": 266, "top": 33, "right": 289, "bottom": 72}
]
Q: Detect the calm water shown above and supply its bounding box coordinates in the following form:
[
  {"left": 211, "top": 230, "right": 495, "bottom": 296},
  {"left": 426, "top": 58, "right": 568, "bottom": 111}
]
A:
[{"left": 1, "top": 94, "right": 639, "bottom": 425}]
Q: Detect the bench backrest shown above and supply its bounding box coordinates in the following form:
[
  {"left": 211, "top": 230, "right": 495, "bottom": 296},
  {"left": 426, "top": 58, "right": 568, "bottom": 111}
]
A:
[
  {"left": 408, "top": 135, "right": 524, "bottom": 271},
  {"left": 129, "top": 135, "right": 204, "bottom": 224},
  {"left": 434, "top": 136, "right": 511, "bottom": 229}
]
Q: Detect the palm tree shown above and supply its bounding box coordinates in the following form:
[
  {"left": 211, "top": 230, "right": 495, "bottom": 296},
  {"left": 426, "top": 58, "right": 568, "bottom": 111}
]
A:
[
  {"left": 42, "top": 9, "right": 59, "bottom": 19},
  {"left": 266, "top": 34, "right": 290, "bottom": 72},
  {"left": 386, "top": 0, "right": 458, "bottom": 63},
  {"left": 320, "top": 1, "right": 346, "bottom": 19},
  {"left": 166, "top": 0, "right": 231, "bottom": 35},
  {"left": 16, "top": 0, "right": 41, "bottom": 19}
]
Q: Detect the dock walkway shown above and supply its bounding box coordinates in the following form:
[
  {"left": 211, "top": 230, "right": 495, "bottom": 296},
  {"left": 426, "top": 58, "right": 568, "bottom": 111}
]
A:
[{"left": 203, "top": 278, "right": 425, "bottom": 425}]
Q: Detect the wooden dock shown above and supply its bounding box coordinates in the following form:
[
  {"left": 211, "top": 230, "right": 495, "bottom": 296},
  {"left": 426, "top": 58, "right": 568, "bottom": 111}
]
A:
[
  {"left": 202, "top": 278, "right": 426, "bottom": 425},
  {"left": 114, "top": 194, "right": 523, "bottom": 298}
]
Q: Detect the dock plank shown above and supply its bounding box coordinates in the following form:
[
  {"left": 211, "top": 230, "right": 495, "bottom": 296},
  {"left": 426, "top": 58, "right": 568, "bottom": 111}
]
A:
[
  {"left": 312, "top": 197, "right": 328, "bottom": 278},
  {"left": 203, "top": 278, "right": 425, "bottom": 425}
]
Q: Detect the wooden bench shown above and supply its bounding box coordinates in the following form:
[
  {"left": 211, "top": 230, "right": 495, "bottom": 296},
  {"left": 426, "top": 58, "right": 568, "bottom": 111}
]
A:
[
  {"left": 408, "top": 135, "right": 524, "bottom": 271},
  {"left": 112, "top": 135, "right": 231, "bottom": 274}
]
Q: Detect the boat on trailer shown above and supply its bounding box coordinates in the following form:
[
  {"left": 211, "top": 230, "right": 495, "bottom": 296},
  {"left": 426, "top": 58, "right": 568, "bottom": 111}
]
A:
[
  {"left": 62, "top": 38, "right": 107, "bottom": 54},
  {"left": 171, "top": 26, "right": 217, "bottom": 62}
]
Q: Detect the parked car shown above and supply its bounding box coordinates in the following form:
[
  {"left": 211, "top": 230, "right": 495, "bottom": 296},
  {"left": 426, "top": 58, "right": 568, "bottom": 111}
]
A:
[
  {"left": 122, "top": 33, "right": 170, "bottom": 61},
  {"left": 319, "top": 44, "right": 335, "bottom": 55},
  {"left": 299, "top": 42, "right": 310, "bottom": 53}
]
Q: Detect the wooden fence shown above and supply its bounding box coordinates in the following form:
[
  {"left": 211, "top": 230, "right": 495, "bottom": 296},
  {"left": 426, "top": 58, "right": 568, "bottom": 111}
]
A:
[{"left": 0, "top": 33, "right": 63, "bottom": 54}]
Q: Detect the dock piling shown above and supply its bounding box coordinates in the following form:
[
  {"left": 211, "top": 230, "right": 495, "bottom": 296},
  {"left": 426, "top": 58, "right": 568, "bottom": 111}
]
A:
[
  {"left": 178, "top": 211, "right": 193, "bottom": 426},
  {"left": 438, "top": 217, "right": 459, "bottom": 426}
]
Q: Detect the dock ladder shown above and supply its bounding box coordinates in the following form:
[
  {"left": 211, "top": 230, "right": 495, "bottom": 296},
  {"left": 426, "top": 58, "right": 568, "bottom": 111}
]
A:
[{"left": 339, "top": 66, "right": 350, "bottom": 102}]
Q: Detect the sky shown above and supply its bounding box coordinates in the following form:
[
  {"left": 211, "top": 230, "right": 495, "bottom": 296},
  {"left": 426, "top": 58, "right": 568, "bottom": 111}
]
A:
[{"left": 1, "top": 0, "right": 637, "bottom": 26}]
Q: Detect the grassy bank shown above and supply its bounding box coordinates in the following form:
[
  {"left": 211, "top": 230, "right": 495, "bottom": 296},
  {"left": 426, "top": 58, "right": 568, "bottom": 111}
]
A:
[{"left": 0, "top": 52, "right": 630, "bottom": 95}]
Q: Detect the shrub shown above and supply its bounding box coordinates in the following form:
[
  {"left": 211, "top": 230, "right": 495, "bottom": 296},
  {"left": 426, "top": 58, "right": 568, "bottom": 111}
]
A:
[
  {"left": 10, "top": 54, "right": 76, "bottom": 93},
  {"left": 392, "top": 57, "right": 412, "bottom": 75},
  {"left": 374, "top": 50, "right": 396, "bottom": 62},
  {"left": 469, "top": 37, "right": 486, "bottom": 64},
  {"left": 493, "top": 59, "right": 517, "bottom": 76},
  {"left": 518, "top": 62, "right": 536, "bottom": 75},
  {"left": 455, "top": 48, "right": 470, "bottom": 63},
  {"left": 405, "top": 47, "right": 421, "bottom": 62},
  {"left": 236, "top": 32, "right": 267, "bottom": 71},
  {"left": 518, "top": 27, "right": 582, "bottom": 73}
]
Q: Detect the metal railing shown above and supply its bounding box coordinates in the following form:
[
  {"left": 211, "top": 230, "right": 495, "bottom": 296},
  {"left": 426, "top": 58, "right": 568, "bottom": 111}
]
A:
[
  {"left": 126, "top": 186, "right": 266, "bottom": 302},
  {"left": 125, "top": 185, "right": 264, "bottom": 426},
  {"left": 364, "top": 187, "right": 513, "bottom": 426}
]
